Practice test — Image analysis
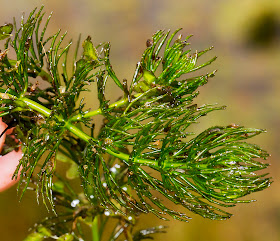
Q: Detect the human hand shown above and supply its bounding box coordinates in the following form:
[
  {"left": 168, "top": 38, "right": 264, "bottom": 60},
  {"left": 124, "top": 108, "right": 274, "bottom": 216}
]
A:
[{"left": 0, "top": 118, "right": 22, "bottom": 192}]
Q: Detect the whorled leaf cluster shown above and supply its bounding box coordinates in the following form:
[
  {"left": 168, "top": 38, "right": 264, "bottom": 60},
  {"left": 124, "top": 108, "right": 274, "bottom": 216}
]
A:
[{"left": 0, "top": 6, "right": 271, "bottom": 240}]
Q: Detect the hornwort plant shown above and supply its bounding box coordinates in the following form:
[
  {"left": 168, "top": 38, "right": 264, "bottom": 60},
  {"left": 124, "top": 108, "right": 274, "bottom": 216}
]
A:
[{"left": 0, "top": 7, "right": 271, "bottom": 241}]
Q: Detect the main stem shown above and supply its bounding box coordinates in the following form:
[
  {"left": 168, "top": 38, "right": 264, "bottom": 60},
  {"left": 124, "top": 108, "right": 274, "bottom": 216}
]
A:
[
  {"left": 19, "top": 96, "right": 185, "bottom": 169},
  {"left": 19, "top": 97, "right": 155, "bottom": 166},
  {"left": 92, "top": 216, "right": 100, "bottom": 241}
]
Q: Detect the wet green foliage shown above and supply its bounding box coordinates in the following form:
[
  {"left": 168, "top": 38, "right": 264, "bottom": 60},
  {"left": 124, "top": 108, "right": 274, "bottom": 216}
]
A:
[
  {"left": 0, "top": 23, "right": 13, "bottom": 40},
  {"left": 0, "top": 7, "right": 271, "bottom": 241}
]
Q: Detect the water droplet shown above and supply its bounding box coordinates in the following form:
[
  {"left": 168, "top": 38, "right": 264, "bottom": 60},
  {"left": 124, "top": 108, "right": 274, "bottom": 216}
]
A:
[
  {"left": 104, "top": 210, "right": 110, "bottom": 216},
  {"left": 110, "top": 167, "right": 117, "bottom": 173},
  {"left": 115, "top": 164, "right": 121, "bottom": 169},
  {"left": 71, "top": 199, "right": 80, "bottom": 207},
  {"left": 128, "top": 216, "right": 133, "bottom": 221},
  {"left": 122, "top": 186, "right": 128, "bottom": 191},
  {"left": 104, "top": 138, "right": 113, "bottom": 145},
  {"left": 59, "top": 86, "right": 66, "bottom": 94},
  {"left": 102, "top": 182, "right": 107, "bottom": 188},
  {"left": 45, "top": 134, "right": 49, "bottom": 141},
  {"left": 90, "top": 195, "right": 94, "bottom": 199}
]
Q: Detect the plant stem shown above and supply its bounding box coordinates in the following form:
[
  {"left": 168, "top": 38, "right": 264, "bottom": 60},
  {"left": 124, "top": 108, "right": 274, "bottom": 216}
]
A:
[
  {"left": 21, "top": 96, "right": 96, "bottom": 141},
  {"left": 70, "top": 97, "right": 129, "bottom": 121},
  {"left": 92, "top": 215, "right": 100, "bottom": 241},
  {"left": 105, "top": 147, "right": 186, "bottom": 168},
  {"left": 70, "top": 92, "right": 153, "bottom": 121},
  {"left": 18, "top": 96, "right": 187, "bottom": 169},
  {"left": 21, "top": 97, "right": 52, "bottom": 117},
  {"left": 105, "top": 147, "right": 157, "bottom": 166}
]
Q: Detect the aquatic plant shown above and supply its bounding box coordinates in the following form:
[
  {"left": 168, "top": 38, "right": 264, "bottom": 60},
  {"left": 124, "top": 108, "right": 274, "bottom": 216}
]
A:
[{"left": 0, "top": 7, "right": 271, "bottom": 240}]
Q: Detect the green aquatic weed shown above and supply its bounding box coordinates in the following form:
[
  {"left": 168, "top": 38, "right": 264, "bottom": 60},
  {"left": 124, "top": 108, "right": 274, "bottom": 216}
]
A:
[{"left": 0, "top": 7, "right": 271, "bottom": 241}]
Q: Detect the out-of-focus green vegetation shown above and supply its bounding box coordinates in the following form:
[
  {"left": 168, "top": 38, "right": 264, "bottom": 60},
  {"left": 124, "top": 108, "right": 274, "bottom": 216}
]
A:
[{"left": 0, "top": 0, "right": 280, "bottom": 240}]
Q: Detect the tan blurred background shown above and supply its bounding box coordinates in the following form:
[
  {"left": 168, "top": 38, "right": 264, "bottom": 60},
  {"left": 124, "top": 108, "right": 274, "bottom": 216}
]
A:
[{"left": 1, "top": 0, "right": 280, "bottom": 240}]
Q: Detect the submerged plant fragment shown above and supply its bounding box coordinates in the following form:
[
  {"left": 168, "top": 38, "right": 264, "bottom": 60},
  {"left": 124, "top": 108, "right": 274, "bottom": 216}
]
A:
[
  {"left": 0, "top": 118, "right": 23, "bottom": 191},
  {"left": 0, "top": 6, "right": 271, "bottom": 240}
]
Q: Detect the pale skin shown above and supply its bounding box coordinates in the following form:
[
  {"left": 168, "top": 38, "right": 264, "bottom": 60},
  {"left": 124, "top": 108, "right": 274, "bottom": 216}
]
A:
[{"left": 0, "top": 118, "right": 22, "bottom": 192}]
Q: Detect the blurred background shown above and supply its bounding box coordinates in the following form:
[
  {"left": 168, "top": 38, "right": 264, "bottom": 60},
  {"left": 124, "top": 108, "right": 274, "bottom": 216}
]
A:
[{"left": 1, "top": 0, "right": 280, "bottom": 240}]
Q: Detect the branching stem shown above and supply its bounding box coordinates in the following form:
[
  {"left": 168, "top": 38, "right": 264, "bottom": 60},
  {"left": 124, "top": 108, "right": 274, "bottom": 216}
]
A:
[
  {"left": 70, "top": 97, "right": 130, "bottom": 121},
  {"left": 19, "top": 96, "right": 186, "bottom": 168},
  {"left": 0, "top": 90, "right": 187, "bottom": 169},
  {"left": 70, "top": 91, "right": 143, "bottom": 122},
  {"left": 21, "top": 97, "right": 52, "bottom": 117}
]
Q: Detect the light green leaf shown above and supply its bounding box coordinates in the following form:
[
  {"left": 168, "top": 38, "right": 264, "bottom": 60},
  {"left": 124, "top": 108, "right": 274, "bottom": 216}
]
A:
[
  {"left": 23, "top": 226, "right": 52, "bottom": 241},
  {"left": 66, "top": 162, "right": 80, "bottom": 179},
  {"left": 133, "top": 70, "right": 157, "bottom": 92},
  {"left": 52, "top": 180, "right": 65, "bottom": 193},
  {"left": 23, "top": 233, "right": 44, "bottom": 241},
  {"left": 56, "top": 152, "right": 72, "bottom": 163},
  {"left": 57, "top": 233, "right": 74, "bottom": 241},
  {"left": 143, "top": 69, "right": 157, "bottom": 84},
  {"left": 82, "top": 36, "right": 99, "bottom": 62},
  {"left": 0, "top": 24, "right": 13, "bottom": 40},
  {"left": 56, "top": 153, "right": 79, "bottom": 179}
]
